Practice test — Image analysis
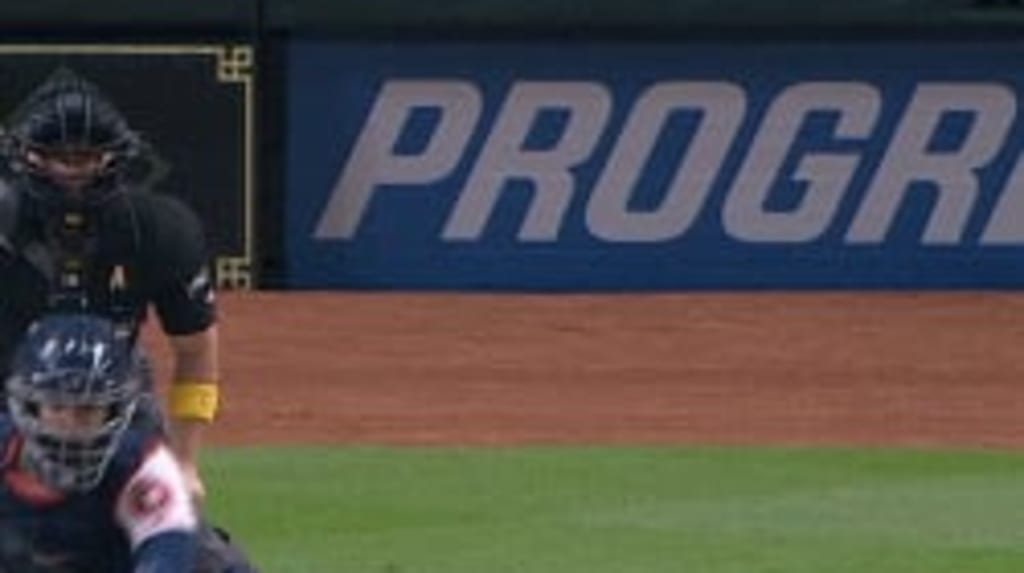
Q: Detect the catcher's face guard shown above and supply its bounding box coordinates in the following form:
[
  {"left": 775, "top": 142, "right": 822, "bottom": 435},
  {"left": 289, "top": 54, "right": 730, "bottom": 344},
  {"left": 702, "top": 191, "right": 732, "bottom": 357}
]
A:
[{"left": 6, "top": 313, "right": 142, "bottom": 492}]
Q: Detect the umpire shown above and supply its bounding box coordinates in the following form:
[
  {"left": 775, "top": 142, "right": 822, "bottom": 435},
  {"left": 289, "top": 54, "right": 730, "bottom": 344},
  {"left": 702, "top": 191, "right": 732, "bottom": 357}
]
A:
[{"left": 0, "top": 66, "right": 219, "bottom": 501}]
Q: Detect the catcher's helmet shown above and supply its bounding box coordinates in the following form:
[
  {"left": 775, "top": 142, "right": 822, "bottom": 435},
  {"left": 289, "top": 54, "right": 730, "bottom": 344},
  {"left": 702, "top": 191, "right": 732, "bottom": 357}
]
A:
[
  {"left": 6, "top": 313, "right": 142, "bottom": 492},
  {"left": 2, "top": 67, "right": 141, "bottom": 210}
]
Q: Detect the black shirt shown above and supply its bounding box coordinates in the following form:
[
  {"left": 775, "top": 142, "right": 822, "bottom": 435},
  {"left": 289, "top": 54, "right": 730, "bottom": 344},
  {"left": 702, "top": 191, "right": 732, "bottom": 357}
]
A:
[{"left": 0, "top": 190, "right": 217, "bottom": 376}]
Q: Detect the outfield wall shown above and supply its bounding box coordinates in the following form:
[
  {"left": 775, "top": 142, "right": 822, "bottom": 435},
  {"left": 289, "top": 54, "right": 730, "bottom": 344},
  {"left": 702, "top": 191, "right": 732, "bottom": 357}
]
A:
[{"left": 284, "top": 41, "right": 1024, "bottom": 290}]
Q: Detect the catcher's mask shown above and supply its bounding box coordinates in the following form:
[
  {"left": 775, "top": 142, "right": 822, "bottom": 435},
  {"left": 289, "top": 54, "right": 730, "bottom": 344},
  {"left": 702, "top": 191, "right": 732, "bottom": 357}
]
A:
[
  {"left": 6, "top": 313, "right": 142, "bottom": 492},
  {"left": 2, "top": 67, "right": 141, "bottom": 212}
]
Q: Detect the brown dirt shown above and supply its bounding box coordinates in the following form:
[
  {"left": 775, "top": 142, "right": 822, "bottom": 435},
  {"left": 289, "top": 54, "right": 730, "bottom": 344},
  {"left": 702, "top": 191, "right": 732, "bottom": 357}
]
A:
[{"left": 143, "top": 291, "right": 1024, "bottom": 449}]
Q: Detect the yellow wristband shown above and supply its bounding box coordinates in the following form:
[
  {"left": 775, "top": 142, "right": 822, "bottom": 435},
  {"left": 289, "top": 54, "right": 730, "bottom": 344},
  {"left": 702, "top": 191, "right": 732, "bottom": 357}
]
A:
[{"left": 170, "top": 382, "right": 220, "bottom": 422}]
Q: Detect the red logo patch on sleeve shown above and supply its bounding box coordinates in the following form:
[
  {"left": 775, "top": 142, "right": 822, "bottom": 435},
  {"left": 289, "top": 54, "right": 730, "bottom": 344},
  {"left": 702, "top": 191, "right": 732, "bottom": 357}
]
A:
[{"left": 127, "top": 477, "right": 172, "bottom": 519}]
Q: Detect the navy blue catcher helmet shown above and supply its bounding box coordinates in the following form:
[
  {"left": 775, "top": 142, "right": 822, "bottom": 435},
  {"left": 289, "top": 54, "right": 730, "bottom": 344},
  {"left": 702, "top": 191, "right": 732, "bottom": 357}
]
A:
[
  {"left": 5, "top": 313, "right": 143, "bottom": 492},
  {"left": 2, "top": 67, "right": 141, "bottom": 209}
]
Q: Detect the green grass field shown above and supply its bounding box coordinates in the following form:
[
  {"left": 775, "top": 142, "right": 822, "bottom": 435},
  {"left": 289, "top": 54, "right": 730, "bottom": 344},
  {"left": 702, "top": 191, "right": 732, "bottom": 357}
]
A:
[{"left": 203, "top": 446, "right": 1024, "bottom": 573}]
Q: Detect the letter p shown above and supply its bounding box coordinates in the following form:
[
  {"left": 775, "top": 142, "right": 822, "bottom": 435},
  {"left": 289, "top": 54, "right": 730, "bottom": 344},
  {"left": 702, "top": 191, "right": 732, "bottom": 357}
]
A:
[{"left": 314, "top": 80, "right": 482, "bottom": 239}]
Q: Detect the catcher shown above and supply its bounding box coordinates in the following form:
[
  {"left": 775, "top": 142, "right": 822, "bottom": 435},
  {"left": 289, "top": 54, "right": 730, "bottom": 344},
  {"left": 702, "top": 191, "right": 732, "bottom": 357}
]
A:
[{"left": 0, "top": 313, "right": 257, "bottom": 572}]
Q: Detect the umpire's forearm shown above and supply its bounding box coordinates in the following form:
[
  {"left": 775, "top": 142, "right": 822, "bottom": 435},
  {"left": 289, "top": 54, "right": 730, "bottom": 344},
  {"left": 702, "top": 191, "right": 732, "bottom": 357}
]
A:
[
  {"left": 169, "top": 326, "right": 220, "bottom": 384},
  {"left": 168, "top": 417, "right": 207, "bottom": 466},
  {"left": 167, "top": 326, "right": 221, "bottom": 463}
]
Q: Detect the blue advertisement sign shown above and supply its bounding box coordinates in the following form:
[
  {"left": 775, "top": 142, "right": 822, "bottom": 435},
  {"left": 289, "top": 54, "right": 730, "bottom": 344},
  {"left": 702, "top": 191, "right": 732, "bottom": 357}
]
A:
[{"left": 286, "top": 41, "right": 1024, "bottom": 290}]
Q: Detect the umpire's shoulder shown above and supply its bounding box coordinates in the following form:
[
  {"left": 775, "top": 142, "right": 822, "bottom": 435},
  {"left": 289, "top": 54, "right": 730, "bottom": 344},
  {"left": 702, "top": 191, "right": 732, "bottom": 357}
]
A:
[
  {"left": 115, "top": 191, "right": 207, "bottom": 255},
  {"left": 123, "top": 190, "right": 203, "bottom": 231}
]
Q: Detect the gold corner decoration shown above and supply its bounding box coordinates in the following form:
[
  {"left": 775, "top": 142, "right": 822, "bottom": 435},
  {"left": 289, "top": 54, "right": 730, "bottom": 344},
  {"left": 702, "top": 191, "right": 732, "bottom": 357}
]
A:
[
  {"left": 216, "top": 257, "right": 253, "bottom": 290},
  {"left": 215, "top": 46, "right": 254, "bottom": 84}
]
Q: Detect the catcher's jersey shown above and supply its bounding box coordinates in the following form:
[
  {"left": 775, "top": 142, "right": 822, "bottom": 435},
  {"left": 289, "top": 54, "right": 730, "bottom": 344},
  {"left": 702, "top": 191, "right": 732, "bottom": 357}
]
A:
[
  {"left": 0, "top": 189, "right": 217, "bottom": 377},
  {"left": 0, "top": 419, "right": 197, "bottom": 573}
]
